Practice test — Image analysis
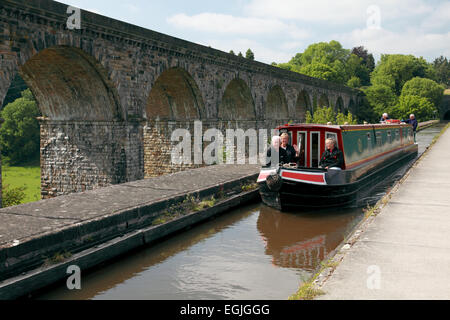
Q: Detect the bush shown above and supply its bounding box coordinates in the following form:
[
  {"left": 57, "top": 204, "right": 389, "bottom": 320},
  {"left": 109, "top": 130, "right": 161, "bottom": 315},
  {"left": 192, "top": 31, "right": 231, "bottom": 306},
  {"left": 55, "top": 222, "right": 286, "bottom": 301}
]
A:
[
  {"left": 2, "top": 184, "right": 26, "bottom": 207},
  {"left": 397, "top": 95, "right": 438, "bottom": 122},
  {"left": 0, "top": 89, "right": 40, "bottom": 165}
]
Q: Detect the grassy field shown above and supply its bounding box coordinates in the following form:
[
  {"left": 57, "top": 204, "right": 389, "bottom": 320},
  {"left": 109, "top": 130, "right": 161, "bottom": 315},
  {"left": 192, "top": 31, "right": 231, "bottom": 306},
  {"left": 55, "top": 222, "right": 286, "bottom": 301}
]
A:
[{"left": 2, "top": 161, "right": 41, "bottom": 204}]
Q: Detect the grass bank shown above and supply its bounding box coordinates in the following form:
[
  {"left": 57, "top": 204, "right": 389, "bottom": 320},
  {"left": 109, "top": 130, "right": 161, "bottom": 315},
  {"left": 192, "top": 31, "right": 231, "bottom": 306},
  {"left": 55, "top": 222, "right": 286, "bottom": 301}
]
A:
[{"left": 2, "top": 159, "right": 40, "bottom": 204}]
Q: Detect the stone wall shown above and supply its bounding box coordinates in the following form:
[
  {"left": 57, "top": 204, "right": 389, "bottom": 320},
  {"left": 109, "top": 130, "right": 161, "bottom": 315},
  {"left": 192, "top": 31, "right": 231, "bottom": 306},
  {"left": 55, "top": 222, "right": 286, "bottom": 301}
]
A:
[
  {"left": 143, "top": 119, "right": 292, "bottom": 177},
  {"left": 39, "top": 119, "right": 143, "bottom": 198}
]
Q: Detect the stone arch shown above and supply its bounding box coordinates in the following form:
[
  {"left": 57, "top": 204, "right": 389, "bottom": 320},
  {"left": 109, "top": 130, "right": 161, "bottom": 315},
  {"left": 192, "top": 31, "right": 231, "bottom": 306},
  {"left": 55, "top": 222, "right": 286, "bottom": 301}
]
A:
[
  {"left": 266, "top": 85, "right": 289, "bottom": 119},
  {"left": 218, "top": 78, "right": 256, "bottom": 120},
  {"left": 0, "top": 45, "right": 130, "bottom": 202},
  {"left": 19, "top": 46, "right": 123, "bottom": 121},
  {"left": 335, "top": 96, "right": 345, "bottom": 114},
  {"left": 145, "top": 67, "right": 205, "bottom": 120},
  {"left": 295, "top": 90, "right": 311, "bottom": 122},
  {"left": 318, "top": 93, "right": 330, "bottom": 109},
  {"left": 443, "top": 110, "right": 450, "bottom": 121},
  {"left": 348, "top": 98, "right": 356, "bottom": 114}
]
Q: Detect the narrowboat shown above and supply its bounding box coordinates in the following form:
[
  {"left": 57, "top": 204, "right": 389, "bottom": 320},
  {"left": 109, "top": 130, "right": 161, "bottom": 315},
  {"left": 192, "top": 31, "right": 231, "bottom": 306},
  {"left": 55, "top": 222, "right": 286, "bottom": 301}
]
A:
[{"left": 258, "top": 122, "right": 418, "bottom": 210}]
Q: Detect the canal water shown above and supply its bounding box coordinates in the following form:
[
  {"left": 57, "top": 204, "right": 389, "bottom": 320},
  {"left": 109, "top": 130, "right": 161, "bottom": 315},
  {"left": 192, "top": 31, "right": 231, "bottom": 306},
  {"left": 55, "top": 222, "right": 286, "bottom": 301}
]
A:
[{"left": 35, "top": 123, "right": 446, "bottom": 300}]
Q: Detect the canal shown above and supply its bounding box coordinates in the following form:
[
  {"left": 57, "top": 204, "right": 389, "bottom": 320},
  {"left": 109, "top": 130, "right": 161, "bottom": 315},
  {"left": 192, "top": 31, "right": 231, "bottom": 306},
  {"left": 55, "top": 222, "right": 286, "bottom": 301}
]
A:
[{"left": 34, "top": 123, "right": 446, "bottom": 300}]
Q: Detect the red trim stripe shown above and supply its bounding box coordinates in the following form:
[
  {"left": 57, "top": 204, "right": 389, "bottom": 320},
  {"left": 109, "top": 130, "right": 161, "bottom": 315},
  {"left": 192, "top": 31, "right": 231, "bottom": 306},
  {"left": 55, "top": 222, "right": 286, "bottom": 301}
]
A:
[{"left": 281, "top": 171, "right": 325, "bottom": 184}]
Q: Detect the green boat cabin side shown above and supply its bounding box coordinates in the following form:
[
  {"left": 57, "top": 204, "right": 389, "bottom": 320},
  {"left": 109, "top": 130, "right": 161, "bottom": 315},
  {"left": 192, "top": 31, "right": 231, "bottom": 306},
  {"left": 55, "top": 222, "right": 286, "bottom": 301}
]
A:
[{"left": 276, "top": 123, "right": 415, "bottom": 170}]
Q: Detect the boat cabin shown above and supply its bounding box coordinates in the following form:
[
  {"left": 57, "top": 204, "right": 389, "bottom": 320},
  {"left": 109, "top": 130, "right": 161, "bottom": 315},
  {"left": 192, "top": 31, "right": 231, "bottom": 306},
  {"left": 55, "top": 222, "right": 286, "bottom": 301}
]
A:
[{"left": 276, "top": 123, "right": 415, "bottom": 170}]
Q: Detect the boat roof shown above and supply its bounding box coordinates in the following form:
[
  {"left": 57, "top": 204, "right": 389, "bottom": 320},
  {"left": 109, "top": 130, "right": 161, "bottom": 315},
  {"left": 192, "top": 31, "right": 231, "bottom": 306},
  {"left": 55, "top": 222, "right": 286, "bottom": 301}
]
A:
[{"left": 277, "top": 122, "right": 411, "bottom": 130}]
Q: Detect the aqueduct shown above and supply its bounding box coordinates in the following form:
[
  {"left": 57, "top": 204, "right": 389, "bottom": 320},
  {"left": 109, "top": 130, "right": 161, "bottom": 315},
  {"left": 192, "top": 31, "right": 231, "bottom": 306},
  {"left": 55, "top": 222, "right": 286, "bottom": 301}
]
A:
[{"left": 0, "top": 0, "right": 360, "bottom": 205}]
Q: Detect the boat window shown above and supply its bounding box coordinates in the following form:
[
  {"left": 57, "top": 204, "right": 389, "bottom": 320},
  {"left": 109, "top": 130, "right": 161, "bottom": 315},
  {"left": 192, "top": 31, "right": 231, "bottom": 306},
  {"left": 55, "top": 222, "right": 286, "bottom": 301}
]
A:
[
  {"left": 395, "top": 130, "right": 400, "bottom": 141},
  {"left": 376, "top": 131, "right": 382, "bottom": 147},
  {"left": 387, "top": 131, "right": 392, "bottom": 143},
  {"left": 297, "top": 131, "right": 307, "bottom": 167},
  {"left": 325, "top": 132, "right": 338, "bottom": 148},
  {"left": 311, "top": 132, "right": 320, "bottom": 168}
]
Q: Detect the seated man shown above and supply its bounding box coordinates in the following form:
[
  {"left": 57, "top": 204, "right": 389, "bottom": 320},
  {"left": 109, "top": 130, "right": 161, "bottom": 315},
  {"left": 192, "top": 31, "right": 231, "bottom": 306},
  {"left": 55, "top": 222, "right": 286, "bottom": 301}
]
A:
[
  {"left": 266, "top": 133, "right": 299, "bottom": 166},
  {"left": 279, "top": 132, "right": 299, "bottom": 164},
  {"left": 319, "top": 138, "right": 344, "bottom": 170}
]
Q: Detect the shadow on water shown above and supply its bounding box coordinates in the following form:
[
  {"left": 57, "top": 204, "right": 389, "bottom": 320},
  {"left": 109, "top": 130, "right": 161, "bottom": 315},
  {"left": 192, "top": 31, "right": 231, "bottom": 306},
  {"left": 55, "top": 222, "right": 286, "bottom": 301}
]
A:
[{"left": 34, "top": 123, "right": 445, "bottom": 300}]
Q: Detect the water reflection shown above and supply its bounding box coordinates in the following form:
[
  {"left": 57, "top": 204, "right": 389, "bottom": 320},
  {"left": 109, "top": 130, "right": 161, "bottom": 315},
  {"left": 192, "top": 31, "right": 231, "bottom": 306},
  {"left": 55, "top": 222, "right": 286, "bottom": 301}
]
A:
[{"left": 257, "top": 206, "right": 362, "bottom": 271}]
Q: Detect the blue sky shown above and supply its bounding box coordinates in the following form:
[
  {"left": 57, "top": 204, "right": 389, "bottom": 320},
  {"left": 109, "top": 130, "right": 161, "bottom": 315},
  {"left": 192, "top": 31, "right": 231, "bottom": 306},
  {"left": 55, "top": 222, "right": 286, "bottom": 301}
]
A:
[{"left": 57, "top": 0, "right": 450, "bottom": 64}]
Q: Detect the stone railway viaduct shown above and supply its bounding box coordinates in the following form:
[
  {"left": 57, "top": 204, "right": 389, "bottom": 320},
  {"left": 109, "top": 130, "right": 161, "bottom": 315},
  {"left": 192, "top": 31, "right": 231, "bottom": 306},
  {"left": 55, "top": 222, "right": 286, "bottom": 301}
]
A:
[{"left": 0, "top": 0, "right": 361, "bottom": 206}]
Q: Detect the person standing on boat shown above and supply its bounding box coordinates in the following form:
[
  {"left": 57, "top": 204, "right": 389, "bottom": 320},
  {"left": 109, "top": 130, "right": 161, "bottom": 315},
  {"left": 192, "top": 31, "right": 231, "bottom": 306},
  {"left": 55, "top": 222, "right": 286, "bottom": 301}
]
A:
[
  {"left": 319, "top": 138, "right": 344, "bottom": 170},
  {"left": 404, "top": 113, "right": 418, "bottom": 142},
  {"left": 380, "top": 112, "right": 390, "bottom": 122}
]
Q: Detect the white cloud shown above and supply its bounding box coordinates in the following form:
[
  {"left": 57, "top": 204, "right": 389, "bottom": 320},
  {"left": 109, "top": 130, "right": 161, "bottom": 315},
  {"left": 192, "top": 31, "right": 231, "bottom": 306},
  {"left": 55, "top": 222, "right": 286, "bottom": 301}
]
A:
[
  {"left": 420, "top": 2, "right": 450, "bottom": 30},
  {"left": 244, "top": 0, "right": 433, "bottom": 25},
  {"left": 335, "top": 27, "right": 450, "bottom": 61},
  {"left": 167, "top": 13, "right": 310, "bottom": 39}
]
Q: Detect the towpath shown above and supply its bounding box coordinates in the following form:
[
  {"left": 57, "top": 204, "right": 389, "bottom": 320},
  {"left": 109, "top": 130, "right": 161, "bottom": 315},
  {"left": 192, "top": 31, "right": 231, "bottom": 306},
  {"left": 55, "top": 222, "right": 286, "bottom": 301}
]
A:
[{"left": 317, "top": 124, "right": 450, "bottom": 299}]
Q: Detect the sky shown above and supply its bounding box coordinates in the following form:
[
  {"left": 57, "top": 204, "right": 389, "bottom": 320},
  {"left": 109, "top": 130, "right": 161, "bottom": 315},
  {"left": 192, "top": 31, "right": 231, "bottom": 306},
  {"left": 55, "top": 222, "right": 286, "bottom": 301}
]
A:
[{"left": 57, "top": 0, "right": 450, "bottom": 65}]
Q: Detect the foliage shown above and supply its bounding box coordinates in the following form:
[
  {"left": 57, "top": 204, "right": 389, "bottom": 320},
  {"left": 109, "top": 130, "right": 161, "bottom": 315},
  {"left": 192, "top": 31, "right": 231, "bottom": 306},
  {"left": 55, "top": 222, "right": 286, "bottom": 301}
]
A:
[
  {"left": 397, "top": 95, "right": 438, "bottom": 122},
  {"left": 237, "top": 52, "right": 243, "bottom": 58},
  {"left": 2, "top": 184, "right": 26, "bottom": 207},
  {"left": 401, "top": 77, "right": 444, "bottom": 107},
  {"left": 299, "top": 62, "right": 342, "bottom": 83},
  {"left": 347, "top": 76, "right": 361, "bottom": 88},
  {"left": 2, "top": 162, "right": 41, "bottom": 204},
  {"left": 0, "top": 89, "right": 41, "bottom": 165},
  {"left": 272, "top": 40, "right": 371, "bottom": 88},
  {"left": 306, "top": 106, "right": 357, "bottom": 125},
  {"left": 336, "top": 111, "right": 357, "bottom": 125},
  {"left": 351, "top": 46, "right": 375, "bottom": 73},
  {"left": 432, "top": 55, "right": 450, "bottom": 87},
  {"left": 371, "top": 54, "right": 436, "bottom": 95},
  {"left": 245, "top": 48, "right": 255, "bottom": 60},
  {"left": 361, "top": 84, "right": 398, "bottom": 118},
  {"left": 229, "top": 50, "right": 235, "bottom": 55}
]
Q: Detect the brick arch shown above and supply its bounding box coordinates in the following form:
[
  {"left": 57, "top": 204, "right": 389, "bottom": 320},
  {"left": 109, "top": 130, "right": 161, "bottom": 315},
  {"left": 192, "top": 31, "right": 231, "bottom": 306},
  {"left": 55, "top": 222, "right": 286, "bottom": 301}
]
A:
[
  {"left": 19, "top": 45, "right": 123, "bottom": 121},
  {"left": 218, "top": 78, "right": 256, "bottom": 120},
  {"left": 318, "top": 93, "right": 330, "bottom": 108},
  {"left": 336, "top": 96, "right": 345, "bottom": 113},
  {"left": 295, "top": 90, "right": 311, "bottom": 122},
  {"left": 444, "top": 110, "right": 450, "bottom": 120},
  {"left": 266, "top": 85, "right": 289, "bottom": 119},
  {"left": 145, "top": 67, "right": 205, "bottom": 120},
  {"left": 348, "top": 98, "right": 356, "bottom": 114}
]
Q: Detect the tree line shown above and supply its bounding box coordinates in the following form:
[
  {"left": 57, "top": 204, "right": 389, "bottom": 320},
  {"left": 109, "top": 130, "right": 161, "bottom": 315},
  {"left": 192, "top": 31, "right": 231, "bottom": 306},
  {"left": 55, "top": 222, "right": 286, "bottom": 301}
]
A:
[{"left": 270, "top": 40, "right": 448, "bottom": 123}]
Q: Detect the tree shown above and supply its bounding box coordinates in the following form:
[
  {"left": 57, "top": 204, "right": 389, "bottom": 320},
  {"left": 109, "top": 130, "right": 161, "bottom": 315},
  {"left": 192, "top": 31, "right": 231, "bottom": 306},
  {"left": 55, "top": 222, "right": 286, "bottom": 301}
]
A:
[
  {"left": 300, "top": 62, "right": 341, "bottom": 83},
  {"left": 245, "top": 48, "right": 255, "bottom": 60},
  {"left": 397, "top": 95, "right": 437, "bottom": 122},
  {"left": 306, "top": 106, "right": 357, "bottom": 124},
  {"left": 347, "top": 76, "right": 361, "bottom": 88},
  {"left": 401, "top": 77, "right": 444, "bottom": 108},
  {"left": 362, "top": 84, "right": 398, "bottom": 118},
  {"left": 433, "top": 56, "right": 450, "bottom": 87},
  {"left": 371, "top": 54, "right": 437, "bottom": 95},
  {"left": 336, "top": 111, "right": 357, "bottom": 125},
  {"left": 238, "top": 52, "right": 243, "bottom": 58},
  {"left": 351, "top": 46, "right": 375, "bottom": 73},
  {"left": 229, "top": 50, "right": 235, "bottom": 55},
  {"left": 0, "top": 88, "right": 41, "bottom": 165}
]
